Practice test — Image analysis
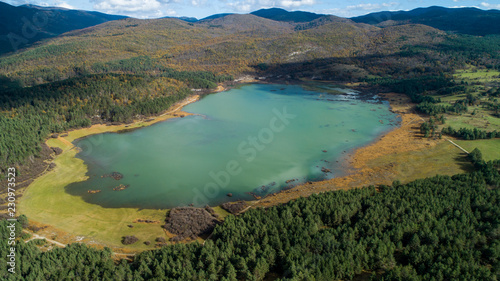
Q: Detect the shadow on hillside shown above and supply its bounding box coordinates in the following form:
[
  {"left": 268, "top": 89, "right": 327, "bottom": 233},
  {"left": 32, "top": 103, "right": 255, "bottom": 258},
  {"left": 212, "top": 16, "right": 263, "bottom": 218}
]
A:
[
  {"left": 249, "top": 53, "right": 446, "bottom": 82},
  {"left": 0, "top": 75, "right": 22, "bottom": 92}
]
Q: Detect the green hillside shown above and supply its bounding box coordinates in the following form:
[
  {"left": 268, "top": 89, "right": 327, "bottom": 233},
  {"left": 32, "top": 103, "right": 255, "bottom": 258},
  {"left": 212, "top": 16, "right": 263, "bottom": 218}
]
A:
[
  {"left": 0, "top": 15, "right": 449, "bottom": 86},
  {"left": 352, "top": 6, "right": 500, "bottom": 36}
]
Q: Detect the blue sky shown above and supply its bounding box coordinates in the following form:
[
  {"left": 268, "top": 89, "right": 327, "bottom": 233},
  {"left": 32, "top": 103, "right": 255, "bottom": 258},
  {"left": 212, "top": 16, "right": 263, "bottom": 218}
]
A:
[{"left": 4, "top": 0, "right": 500, "bottom": 19}]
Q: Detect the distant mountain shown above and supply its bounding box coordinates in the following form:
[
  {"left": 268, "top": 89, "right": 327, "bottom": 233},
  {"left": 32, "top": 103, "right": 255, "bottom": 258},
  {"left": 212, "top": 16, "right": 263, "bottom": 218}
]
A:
[
  {"left": 294, "top": 15, "right": 356, "bottom": 31},
  {"left": 351, "top": 6, "right": 500, "bottom": 36},
  {"left": 251, "top": 8, "right": 324, "bottom": 23},
  {"left": 0, "top": 1, "right": 127, "bottom": 55},
  {"left": 162, "top": 16, "right": 198, "bottom": 23},
  {"left": 197, "top": 14, "right": 293, "bottom": 35},
  {"left": 0, "top": 7, "right": 450, "bottom": 87},
  {"left": 200, "top": 13, "right": 235, "bottom": 21}
]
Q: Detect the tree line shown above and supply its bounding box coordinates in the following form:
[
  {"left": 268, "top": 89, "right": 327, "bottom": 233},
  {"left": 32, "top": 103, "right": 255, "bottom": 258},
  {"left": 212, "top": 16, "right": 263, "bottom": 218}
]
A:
[{"left": 441, "top": 126, "right": 499, "bottom": 140}]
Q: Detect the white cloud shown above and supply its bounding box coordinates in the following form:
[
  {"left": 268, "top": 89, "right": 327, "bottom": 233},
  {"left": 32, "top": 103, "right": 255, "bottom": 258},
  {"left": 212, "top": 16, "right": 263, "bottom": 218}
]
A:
[
  {"left": 451, "top": 5, "right": 481, "bottom": 8},
  {"left": 7, "top": 0, "right": 29, "bottom": 5},
  {"left": 345, "top": 2, "right": 399, "bottom": 11},
  {"left": 92, "top": 0, "right": 163, "bottom": 12},
  {"left": 164, "top": 9, "right": 177, "bottom": 15},
  {"left": 279, "top": 0, "right": 315, "bottom": 8},
  {"left": 191, "top": 0, "right": 208, "bottom": 6},
  {"left": 89, "top": 0, "right": 184, "bottom": 18},
  {"left": 226, "top": 0, "right": 255, "bottom": 12},
  {"left": 54, "top": 0, "right": 76, "bottom": 9},
  {"left": 481, "top": 2, "right": 500, "bottom": 9}
]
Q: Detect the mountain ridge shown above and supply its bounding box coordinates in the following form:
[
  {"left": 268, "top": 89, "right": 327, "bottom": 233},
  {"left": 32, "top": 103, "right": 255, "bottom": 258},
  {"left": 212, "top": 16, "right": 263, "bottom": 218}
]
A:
[
  {"left": 250, "top": 7, "right": 325, "bottom": 22},
  {"left": 2, "top": 3, "right": 499, "bottom": 57},
  {"left": 351, "top": 6, "right": 500, "bottom": 35},
  {"left": 0, "top": 1, "right": 127, "bottom": 55}
]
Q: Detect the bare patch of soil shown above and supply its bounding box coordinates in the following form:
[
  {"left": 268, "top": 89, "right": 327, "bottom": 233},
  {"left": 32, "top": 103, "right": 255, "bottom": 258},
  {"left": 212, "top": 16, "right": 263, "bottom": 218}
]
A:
[
  {"left": 163, "top": 207, "right": 220, "bottom": 242},
  {"left": 221, "top": 201, "right": 249, "bottom": 214}
]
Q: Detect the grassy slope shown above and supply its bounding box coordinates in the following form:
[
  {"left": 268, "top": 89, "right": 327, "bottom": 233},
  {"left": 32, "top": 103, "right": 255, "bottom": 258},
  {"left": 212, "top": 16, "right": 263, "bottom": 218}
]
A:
[
  {"left": 455, "top": 139, "right": 500, "bottom": 161},
  {"left": 367, "top": 138, "right": 472, "bottom": 183},
  {"left": 454, "top": 69, "right": 500, "bottom": 83},
  {"left": 435, "top": 68, "right": 500, "bottom": 133}
]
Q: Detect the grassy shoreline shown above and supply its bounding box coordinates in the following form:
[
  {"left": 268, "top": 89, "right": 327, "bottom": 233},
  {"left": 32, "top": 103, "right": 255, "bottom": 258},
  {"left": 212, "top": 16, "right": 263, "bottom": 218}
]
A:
[{"left": 18, "top": 82, "right": 472, "bottom": 252}]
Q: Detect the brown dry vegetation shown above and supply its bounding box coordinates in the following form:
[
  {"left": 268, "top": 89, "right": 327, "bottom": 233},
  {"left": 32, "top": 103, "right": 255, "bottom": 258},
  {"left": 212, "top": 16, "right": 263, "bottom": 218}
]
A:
[
  {"left": 163, "top": 207, "right": 220, "bottom": 242},
  {"left": 221, "top": 201, "right": 249, "bottom": 214}
]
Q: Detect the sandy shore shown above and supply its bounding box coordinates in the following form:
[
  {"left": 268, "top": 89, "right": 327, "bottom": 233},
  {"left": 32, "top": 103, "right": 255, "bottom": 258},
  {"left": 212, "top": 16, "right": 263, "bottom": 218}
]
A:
[{"left": 253, "top": 92, "right": 443, "bottom": 208}]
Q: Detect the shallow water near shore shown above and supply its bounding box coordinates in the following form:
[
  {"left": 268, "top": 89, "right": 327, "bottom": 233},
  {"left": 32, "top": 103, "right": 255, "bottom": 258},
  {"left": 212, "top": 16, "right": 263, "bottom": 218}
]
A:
[{"left": 67, "top": 84, "right": 399, "bottom": 208}]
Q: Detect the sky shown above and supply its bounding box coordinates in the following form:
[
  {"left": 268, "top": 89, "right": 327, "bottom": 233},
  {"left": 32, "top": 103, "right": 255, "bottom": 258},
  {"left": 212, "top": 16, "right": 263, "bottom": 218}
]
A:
[{"left": 4, "top": 0, "right": 500, "bottom": 19}]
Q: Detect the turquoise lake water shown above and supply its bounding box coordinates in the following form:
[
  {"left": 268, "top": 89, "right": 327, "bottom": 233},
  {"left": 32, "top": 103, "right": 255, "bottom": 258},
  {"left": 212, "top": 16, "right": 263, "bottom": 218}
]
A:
[{"left": 67, "top": 84, "right": 399, "bottom": 208}]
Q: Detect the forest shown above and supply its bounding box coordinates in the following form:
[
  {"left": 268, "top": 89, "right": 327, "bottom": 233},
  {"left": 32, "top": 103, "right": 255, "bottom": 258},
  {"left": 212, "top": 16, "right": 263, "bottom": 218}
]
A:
[{"left": 0, "top": 150, "right": 498, "bottom": 280}]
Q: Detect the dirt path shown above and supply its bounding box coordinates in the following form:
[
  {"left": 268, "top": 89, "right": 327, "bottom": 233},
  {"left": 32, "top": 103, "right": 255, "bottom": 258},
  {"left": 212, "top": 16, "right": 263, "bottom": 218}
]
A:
[
  {"left": 24, "top": 230, "right": 137, "bottom": 257},
  {"left": 114, "top": 253, "right": 136, "bottom": 257},
  {"left": 25, "top": 231, "right": 67, "bottom": 247},
  {"left": 445, "top": 138, "right": 469, "bottom": 154}
]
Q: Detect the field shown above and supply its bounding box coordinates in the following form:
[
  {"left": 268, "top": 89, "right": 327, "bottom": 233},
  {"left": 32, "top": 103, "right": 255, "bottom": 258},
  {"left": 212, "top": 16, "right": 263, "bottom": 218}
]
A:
[
  {"left": 454, "top": 69, "right": 500, "bottom": 83},
  {"left": 443, "top": 110, "right": 500, "bottom": 131},
  {"left": 366, "top": 141, "right": 473, "bottom": 183},
  {"left": 454, "top": 139, "right": 500, "bottom": 162},
  {"left": 433, "top": 68, "right": 500, "bottom": 132}
]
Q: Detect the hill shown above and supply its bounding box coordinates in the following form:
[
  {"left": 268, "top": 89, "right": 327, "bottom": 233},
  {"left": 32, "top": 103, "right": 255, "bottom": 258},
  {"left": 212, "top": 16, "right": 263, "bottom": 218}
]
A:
[
  {"left": 351, "top": 6, "right": 500, "bottom": 36},
  {"left": 197, "top": 14, "right": 294, "bottom": 34},
  {"left": 162, "top": 16, "right": 198, "bottom": 22},
  {"left": 0, "top": 13, "right": 454, "bottom": 86},
  {"left": 250, "top": 7, "right": 324, "bottom": 22},
  {"left": 0, "top": 6, "right": 499, "bottom": 277},
  {"left": 200, "top": 13, "right": 235, "bottom": 21},
  {"left": 0, "top": 1, "right": 127, "bottom": 55}
]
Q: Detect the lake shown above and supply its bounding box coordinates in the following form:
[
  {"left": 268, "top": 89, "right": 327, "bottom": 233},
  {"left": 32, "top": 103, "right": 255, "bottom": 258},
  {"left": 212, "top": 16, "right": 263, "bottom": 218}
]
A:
[{"left": 66, "top": 83, "right": 399, "bottom": 208}]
